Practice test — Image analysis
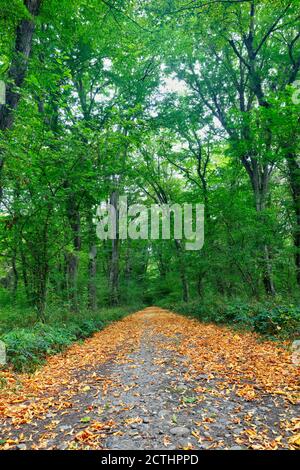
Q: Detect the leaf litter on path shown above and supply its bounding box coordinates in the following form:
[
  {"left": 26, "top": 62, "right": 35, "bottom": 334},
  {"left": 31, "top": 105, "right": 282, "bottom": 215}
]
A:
[{"left": 0, "top": 307, "right": 299, "bottom": 450}]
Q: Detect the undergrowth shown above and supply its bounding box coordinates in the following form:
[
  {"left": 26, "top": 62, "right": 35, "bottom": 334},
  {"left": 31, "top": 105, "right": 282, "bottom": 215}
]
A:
[
  {"left": 157, "top": 298, "right": 300, "bottom": 340},
  {"left": 0, "top": 305, "right": 142, "bottom": 372}
]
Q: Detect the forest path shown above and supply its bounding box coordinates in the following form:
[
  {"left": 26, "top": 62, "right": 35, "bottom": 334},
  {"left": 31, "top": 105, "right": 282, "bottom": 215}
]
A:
[{"left": 0, "top": 307, "right": 299, "bottom": 450}]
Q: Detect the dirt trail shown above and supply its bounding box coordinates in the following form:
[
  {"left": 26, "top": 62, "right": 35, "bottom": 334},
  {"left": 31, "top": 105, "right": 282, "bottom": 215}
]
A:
[{"left": 0, "top": 307, "right": 299, "bottom": 450}]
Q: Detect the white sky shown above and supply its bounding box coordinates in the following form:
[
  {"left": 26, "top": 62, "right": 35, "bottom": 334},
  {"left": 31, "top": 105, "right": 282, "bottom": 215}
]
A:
[{"left": 159, "top": 75, "right": 188, "bottom": 95}]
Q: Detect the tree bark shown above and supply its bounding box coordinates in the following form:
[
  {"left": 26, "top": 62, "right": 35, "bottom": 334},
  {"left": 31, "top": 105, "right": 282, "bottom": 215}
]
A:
[
  {"left": 245, "top": 162, "right": 276, "bottom": 296},
  {"left": 11, "top": 251, "right": 18, "bottom": 298},
  {"left": 229, "top": 2, "right": 276, "bottom": 296},
  {"left": 174, "top": 239, "right": 189, "bottom": 302},
  {"left": 88, "top": 246, "right": 97, "bottom": 310},
  {"left": 0, "top": 0, "right": 42, "bottom": 197},
  {"left": 287, "top": 152, "right": 300, "bottom": 286},
  {"left": 20, "top": 240, "right": 30, "bottom": 301},
  {"left": 197, "top": 271, "right": 203, "bottom": 298},
  {"left": 66, "top": 193, "right": 81, "bottom": 312},
  {"left": 33, "top": 266, "right": 48, "bottom": 322},
  {"left": 88, "top": 214, "right": 97, "bottom": 310},
  {"left": 109, "top": 191, "right": 119, "bottom": 306}
]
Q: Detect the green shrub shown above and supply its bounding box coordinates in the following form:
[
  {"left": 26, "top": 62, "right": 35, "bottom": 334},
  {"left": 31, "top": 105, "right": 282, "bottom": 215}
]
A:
[
  {"left": 0, "top": 304, "right": 142, "bottom": 372},
  {"left": 253, "top": 304, "right": 300, "bottom": 338},
  {"left": 2, "top": 325, "right": 75, "bottom": 372},
  {"left": 158, "top": 299, "right": 300, "bottom": 340}
]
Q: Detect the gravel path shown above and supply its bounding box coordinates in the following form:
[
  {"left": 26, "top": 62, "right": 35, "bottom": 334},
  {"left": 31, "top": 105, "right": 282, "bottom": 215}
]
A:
[{"left": 99, "top": 315, "right": 298, "bottom": 450}]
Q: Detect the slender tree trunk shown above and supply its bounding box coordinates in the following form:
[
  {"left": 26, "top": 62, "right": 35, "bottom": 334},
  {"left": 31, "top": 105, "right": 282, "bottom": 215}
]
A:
[
  {"left": 287, "top": 152, "right": 300, "bottom": 286},
  {"left": 197, "top": 272, "right": 203, "bottom": 298},
  {"left": 124, "top": 245, "right": 131, "bottom": 281},
  {"left": 11, "top": 252, "right": 18, "bottom": 298},
  {"left": 30, "top": 247, "right": 48, "bottom": 322},
  {"left": 88, "top": 215, "right": 97, "bottom": 310},
  {"left": 157, "top": 244, "right": 168, "bottom": 279},
  {"left": 56, "top": 253, "right": 66, "bottom": 298},
  {"left": 109, "top": 191, "right": 119, "bottom": 306},
  {"left": 66, "top": 251, "right": 79, "bottom": 310},
  {"left": 34, "top": 268, "right": 48, "bottom": 322},
  {"left": 66, "top": 194, "right": 81, "bottom": 312},
  {"left": 88, "top": 247, "right": 97, "bottom": 310},
  {"left": 19, "top": 241, "right": 30, "bottom": 301},
  {"left": 110, "top": 237, "right": 119, "bottom": 305},
  {"left": 262, "top": 245, "right": 276, "bottom": 296},
  {"left": 174, "top": 239, "right": 189, "bottom": 302},
  {"left": 249, "top": 167, "right": 276, "bottom": 296}
]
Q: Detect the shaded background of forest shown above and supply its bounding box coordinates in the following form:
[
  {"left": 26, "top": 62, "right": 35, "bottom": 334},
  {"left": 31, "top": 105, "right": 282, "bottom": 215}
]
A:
[{"left": 0, "top": 0, "right": 299, "bottom": 370}]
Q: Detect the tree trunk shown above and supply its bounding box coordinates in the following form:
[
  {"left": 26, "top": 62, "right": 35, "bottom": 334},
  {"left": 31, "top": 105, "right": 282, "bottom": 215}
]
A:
[
  {"left": 156, "top": 244, "right": 168, "bottom": 279},
  {"left": 174, "top": 239, "right": 189, "bottom": 302},
  {"left": 66, "top": 194, "right": 81, "bottom": 312},
  {"left": 109, "top": 191, "right": 119, "bottom": 306},
  {"left": 249, "top": 166, "right": 276, "bottom": 296},
  {"left": 262, "top": 245, "right": 276, "bottom": 296},
  {"left": 11, "top": 252, "right": 18, "bottom": 298},
  {"left": 66, "top": 251, "right": 79, "bottom": 311},
  {"left": 20, "top": 241, "right": 30, "bottom": 301},
  {"left": 197, "top": 272, "right": 203, "bottom": 298},
  {"left": 88, "top": 214, "right": 97, "bottom": 311},
  {"left": 31, "top": 254, "right": 48, "bottom": 322},
  {"left": 88, "top": 246, "right": 97, "bottom": 310},
  {"left": 34, "top": 273, "right": 47, "bottom": 322},
  {"left": 0, "top": 0, "right": 42, "bottom": 197},
  {"left": 287, "top": 152, "right": 300, "bottom": 286}
]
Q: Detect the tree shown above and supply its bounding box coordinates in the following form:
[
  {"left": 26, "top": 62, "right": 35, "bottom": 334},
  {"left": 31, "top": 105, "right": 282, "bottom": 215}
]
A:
[
  {"left": 0, "top": 0, "right": 42, "bottom": 198},
  {"left": 163, "top": 0, "right": 300, "bottom": 293}
]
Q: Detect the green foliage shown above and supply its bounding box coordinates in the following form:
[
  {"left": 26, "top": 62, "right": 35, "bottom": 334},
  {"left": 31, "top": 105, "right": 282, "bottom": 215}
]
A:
[
  {"left": 158, "top": 299, "right": 300, "bottom": 340},
  {"left": 0, "top": 304, "right": 37, "bottom": 335},
  {"left": 0, "top": 305, "right": 141, "bottom": 372},
  {"left": 2, "top": 326, "right": 76, "bottom": 372},
  {"left": 0, "top": 0, "right": 299, "bottom": 372},
  {"left": 253, "top": 305, "right": 300, "bottom": 338}
]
